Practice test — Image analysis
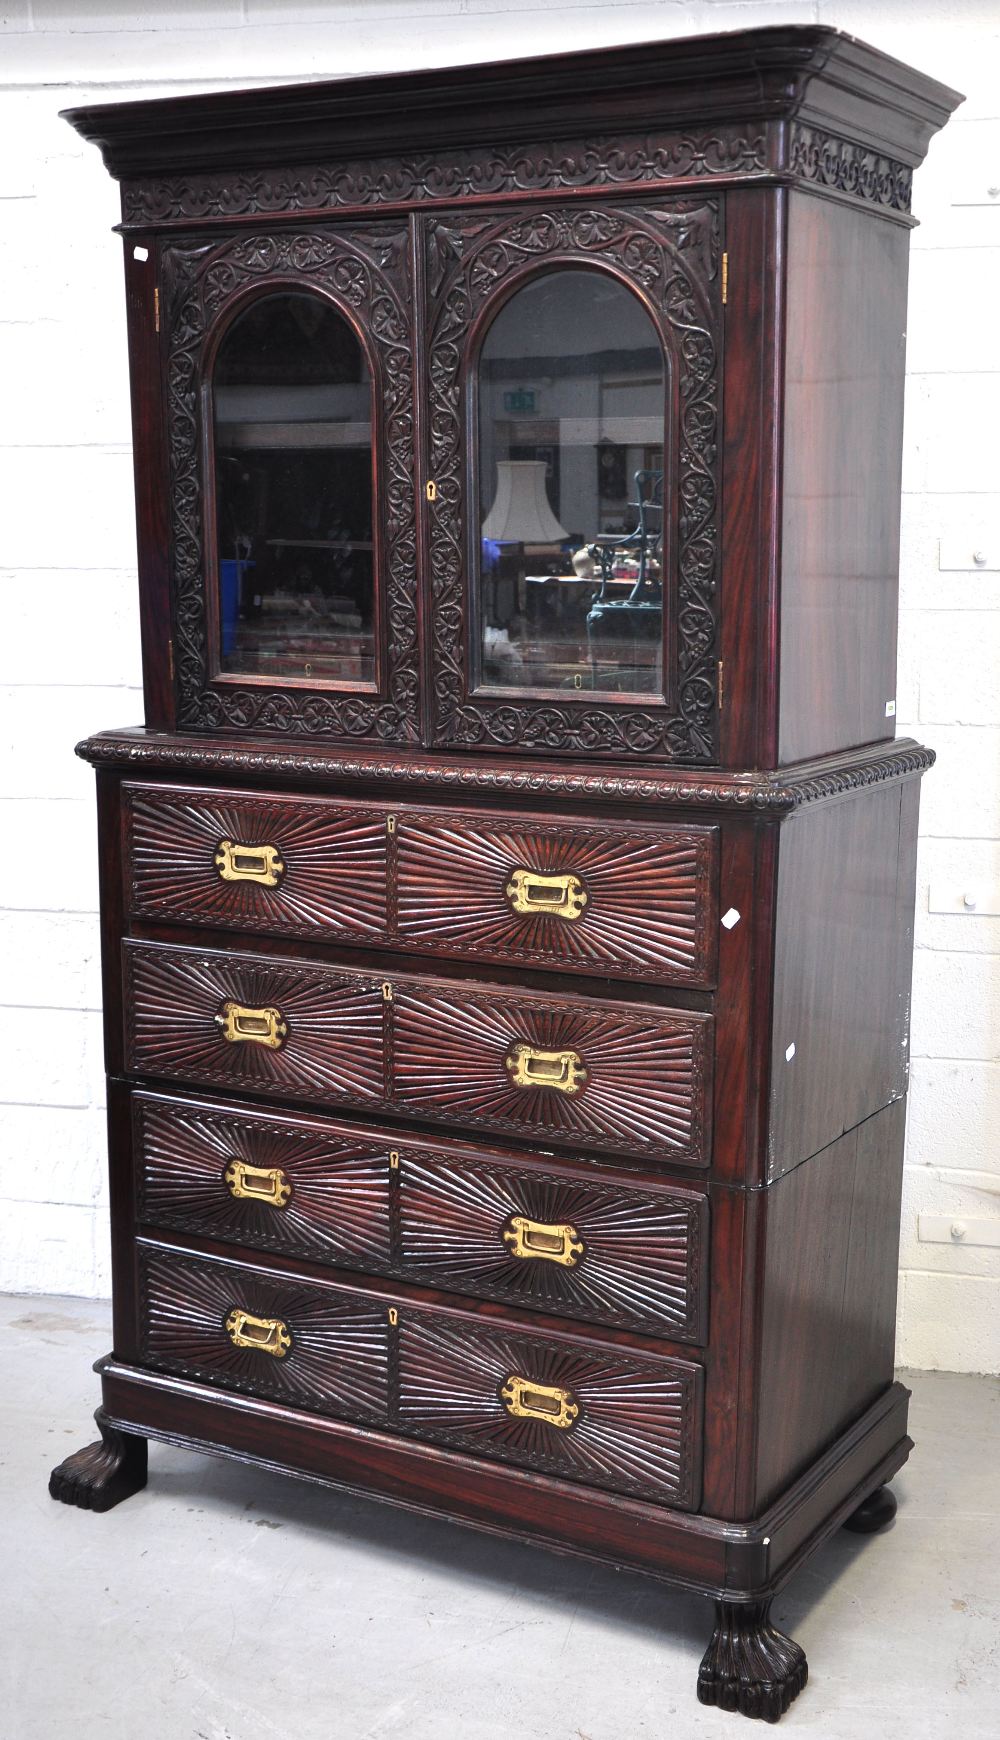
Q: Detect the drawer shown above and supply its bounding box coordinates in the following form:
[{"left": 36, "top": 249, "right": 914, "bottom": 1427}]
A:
[
  {"left": 123, "top": 780, "right": 717, "bottom": 990},
  {"left": 138, "top": 1245, "right": 391, "bottom": 1424},
  {"left": 124, "top": 782, "right": 389, "bottom": 942},
  {"left": 131, "top": 1090, "right": 708, "bottom": 1340},
  {"left": 123, "top": 940, "right": 385, "bottom": 1109},
  {"left": 134, "top": 1092, "right": 393, "bottom": 1270},
  {"left": 123, "top": 940, "right": 711, "bottom": 1166},
  {"left": 398, "top": 1310, "right": 703, "bottom": 1508},
  {"left": 394, "top": 811, "right": 718, "bottom": 987},
  {"left": 398, "top": 1148, "right": 707, "bottom": 1340},
  {"left": 392, "top": 980, "right": 712, "bottom": 1166}
]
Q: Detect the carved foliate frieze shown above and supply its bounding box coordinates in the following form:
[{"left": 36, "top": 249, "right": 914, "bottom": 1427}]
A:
[
  {"left": 162, "top": 225, "right": 419, "bottom": 742},
  {"left": 788, "top": 125, "right": 912, "bottom": 214},
  {"left": 424, "top": 201, "right": 721, "bottom": 761},
  {"left": 122, "top": 127, "right": 767, "bottom": 227}
]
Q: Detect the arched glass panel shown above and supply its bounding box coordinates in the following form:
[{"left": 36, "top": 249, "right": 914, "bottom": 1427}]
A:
[
  {"left": 477, "top": 270, "right": 665, "bottom": 697},
  {"left": 212, "top": 291, "right": 375, "bottom": 685}
]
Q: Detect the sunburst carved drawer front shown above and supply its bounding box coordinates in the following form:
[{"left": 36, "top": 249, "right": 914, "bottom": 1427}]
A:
[
  {"left": 391, "top": 982, "right": 712, "bottom": 1166},
  {"left": 124, "top": 782, "right": 388, "bottom": 941},
  {"left": 138, "top": 1245, "right": 390, "bottom": 1423},
  {"left": 134, "top": 1092, "right": 393, "bottom": 1269},
  {"left": 394, "top": 812, "right": 718, "bottom": 986},
  {"left": 398, "top": 1151, "right": 707, "bottom": 1340},
  {"left": 397, "top": 1310, "right": 703, "bottom": 1509},
  {"left": 123, "top": 940, "right": 384, "bottom": 1109}
]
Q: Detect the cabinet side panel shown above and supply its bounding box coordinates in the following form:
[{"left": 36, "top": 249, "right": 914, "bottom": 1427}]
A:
[
  {"left": 778, "top": 194, "right": 909, "bottom": 763},
  {"left": 753, "top": 1098, "right": 906, "bottom": 1510},
  {"left": 768, "top": 780, "right": 919, "bottom": 1179}
]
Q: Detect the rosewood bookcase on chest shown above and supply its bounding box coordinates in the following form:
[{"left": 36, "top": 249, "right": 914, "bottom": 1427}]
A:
[{"left": 51, "top": 28, "right": 960, "bottom": 1722}]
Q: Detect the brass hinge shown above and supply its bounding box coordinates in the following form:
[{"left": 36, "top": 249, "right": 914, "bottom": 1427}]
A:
[
  {"left": 718, "top": 659, "right": 725, "bottom": 710},
  {"left": 154, "top": 285, "right": 160, "bottom": 332},
  {"left": 168, "top": 637, "right": 175, "bottom": 683},
  {"left": 721, "top": 253, "right": 729, "bottom": 306}
]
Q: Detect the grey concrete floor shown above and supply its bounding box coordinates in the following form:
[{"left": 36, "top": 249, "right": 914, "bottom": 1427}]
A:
[{"left": 1, "top": 1294, "right": 997, "bottom": 1740}]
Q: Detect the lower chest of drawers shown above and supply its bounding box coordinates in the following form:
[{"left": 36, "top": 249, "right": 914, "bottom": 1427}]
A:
[{"left": 138, "top": 1241, "right": 704, "bottom": 1510}]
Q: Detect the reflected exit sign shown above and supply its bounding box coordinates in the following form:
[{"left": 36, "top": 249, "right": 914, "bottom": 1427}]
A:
[{"left": 503, "top": 389, "right": 536, "bottom": 413}]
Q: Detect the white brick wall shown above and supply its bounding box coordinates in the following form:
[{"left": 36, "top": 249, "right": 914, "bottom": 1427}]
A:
[{"left": 1, "top": 1, "right": 997, "bottom": 1374}]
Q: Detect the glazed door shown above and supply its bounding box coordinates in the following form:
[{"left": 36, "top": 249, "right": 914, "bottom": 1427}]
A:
[
  {"left": 422, "top": 202, "right": 722, "bottom": 762},
  {"left": 160, "top": 225, "right": 418, "bottom": 743}
]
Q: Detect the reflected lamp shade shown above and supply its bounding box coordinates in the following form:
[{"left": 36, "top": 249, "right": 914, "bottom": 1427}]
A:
[{"left": 481, "top": 460, "right": 569, "bottom": 543}]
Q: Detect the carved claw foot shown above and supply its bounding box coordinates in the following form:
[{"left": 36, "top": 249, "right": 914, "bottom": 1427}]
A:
[
  {"left": 697, "top": 1600, "right": 808, "bottom": 1723},
  {"left": 842, "top": 1482, "right": 897, "bottom": 1535},
  {"left": 49, "top": 1410, "right": 148, "bottom": 1513}
]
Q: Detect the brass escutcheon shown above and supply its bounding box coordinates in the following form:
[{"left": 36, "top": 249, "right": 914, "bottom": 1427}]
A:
[
  {"left": 214, "top": 1002, "right": 288, "bottom": 1049},
  {"left": 500, "top": 1374, "right": 579, "bottom": 1430},
  {"left": 224, "top": 1308, "right": 292, "bottom": 1358},
  {"left": 505, "top": 869, "right": 587, "bottom": 922},
  {"left": 503, "top": 1214, "right": 584, "bottom": 1267},
  {"left": 224, "top": 1160, "right": 292, "bottom": 1208},
  {"left": 214, "top": 838, "right": 285, "bottom": 887},
  {"left": 505, "top": 1044, "right": 587, "bottom": 1095}
]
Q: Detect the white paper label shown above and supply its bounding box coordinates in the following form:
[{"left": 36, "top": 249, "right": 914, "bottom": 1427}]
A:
[
  {"left": 785, "top": 1042, "right": 796, "bottom": 1062},
  {"left": 721, "top": 908, "right": 741, "bottom": 930},
  {"left": 885, "top": 699, "right": 896, "bottom": 718}
]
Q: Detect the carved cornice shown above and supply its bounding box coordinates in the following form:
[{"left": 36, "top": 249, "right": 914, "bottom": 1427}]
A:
[
  {"left": 114, "top": 121, "right": 917, "bottom": 231},
  {"left": 787, "top": 124, "right": 912, "bottom": 214},
  {"left": 75, "top": 731, "right": 935, "bottom": 813},
  {"left": 120, "top": 129, "right": 767, "bottom": 228}
]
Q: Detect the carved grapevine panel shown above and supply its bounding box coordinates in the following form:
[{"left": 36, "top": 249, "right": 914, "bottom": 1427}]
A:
[
  {"left": 397, "top": 1310, "right": 703, "bottom": 1506},
  {"left": 162, "top": 225, "right": 419, "bottom": 742},
  {"left": 425, "top": 201, "right": 721, "bottom": 761},
  {"left": 139, "top": 1246, "right": 390, "bottom": 1421},
  {"left": 398, "top": 1153, "right": 707, "bottom": 1339}
]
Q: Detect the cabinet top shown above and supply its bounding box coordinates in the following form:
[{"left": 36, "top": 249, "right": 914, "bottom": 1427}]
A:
[{"left": 64, "top": 25, "right": 960, "bottom": 186}]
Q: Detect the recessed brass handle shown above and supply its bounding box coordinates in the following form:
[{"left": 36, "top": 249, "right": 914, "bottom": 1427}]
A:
[
  {"left": 214, "top": 1001, "right": 288, "bottom": 1049},
  {"left": 214, "top": 838, "right": 285, "bottom": 887},
  {"left": 501, "top": 1374, "right": 579, "bottom": 1430},
  {"left": 503, "top": 1215, "right": 584, "bottom": 1267},
  {"left": 505, "top": 1043, "right": 587, "bottom": 1095},
  {"left": 224, "top": 1160, "right": 292, "bottom": 1208},
  {"left": 224, "top": 1308, "right": 292, "bottom": 1358},
  {"left": 505, "top": 869, "right": 587, "bottom": 921}
]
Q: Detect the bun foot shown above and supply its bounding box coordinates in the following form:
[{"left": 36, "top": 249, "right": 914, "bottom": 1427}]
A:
[
  {"left": 843, "top": 1483, "right": 897, "bottom": 1535},
  {"left": 49, "top": 1409, "right": 147, "bottom": 1513},
  {"left": 697, "top": 1600, "right": 808, "bottom": 1723}
]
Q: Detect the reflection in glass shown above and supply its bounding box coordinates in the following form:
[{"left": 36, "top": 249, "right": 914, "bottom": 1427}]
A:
[
  {"left": 212, "top": 292, "right": 375, "bottom": 685},
  {"left": 477, "top": 270, "right": 665, "bottom": 697}
]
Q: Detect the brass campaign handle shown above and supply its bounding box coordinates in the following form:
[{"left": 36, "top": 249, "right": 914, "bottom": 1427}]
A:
[
  {"left": 505, "top": 869, "right": 587, "bottom": 921},
  {"left": 224, "top": 1160, "right": 292, "bottom": 1209},
  {"left": 214, "top": 1002, "right": 288, "bottom": 1049},
  {"left": 224, "top": 1309, "right": 291, "bottom": 1358},
  {"left": 503, "top": 1215, "right": 584, "bottom": 1268},
  {"left": 214, "top": 839, "right": 285, "bottom": 887},
  {"left": 500, "top": 1375, "right": 579, "bottom": 1430},
  {"left": 505, "top": 1044, "right": 587, "bottom": 1095}
]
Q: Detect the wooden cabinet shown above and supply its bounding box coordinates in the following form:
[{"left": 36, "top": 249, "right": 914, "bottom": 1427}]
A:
[{"left": 51, "top": 24, "right": 961, "bottom": 1724}]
